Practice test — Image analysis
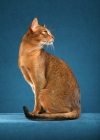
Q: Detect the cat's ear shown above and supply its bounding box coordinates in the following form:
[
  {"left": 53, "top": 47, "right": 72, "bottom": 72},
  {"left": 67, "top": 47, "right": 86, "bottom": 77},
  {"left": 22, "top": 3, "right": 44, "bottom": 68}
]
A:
[
  {"left": 43, "top": 24, "right": 46, "bottom": 28},
  {"left": 31, "top": 18, "right": 38, "bottom": 32}
]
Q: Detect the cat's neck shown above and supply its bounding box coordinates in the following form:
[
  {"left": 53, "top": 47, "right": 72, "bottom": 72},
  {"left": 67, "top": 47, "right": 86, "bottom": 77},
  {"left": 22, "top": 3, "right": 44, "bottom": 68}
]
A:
[{"left": 19, "top": 39, "right": 43, "bottom": 55}]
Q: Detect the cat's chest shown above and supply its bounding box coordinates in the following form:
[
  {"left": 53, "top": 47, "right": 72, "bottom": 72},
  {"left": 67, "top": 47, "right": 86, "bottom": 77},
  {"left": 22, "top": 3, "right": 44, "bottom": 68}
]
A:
[
  {"left": 19, "top": 52, "right": 46, "bottom": 91},
  {"left": 19, "top": 55, "right": 46, "bottom": 83}
]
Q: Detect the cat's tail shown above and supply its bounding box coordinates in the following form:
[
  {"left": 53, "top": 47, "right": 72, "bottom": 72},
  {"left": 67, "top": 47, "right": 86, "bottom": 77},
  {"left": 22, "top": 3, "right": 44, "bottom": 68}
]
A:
[{"left": 23, "top": 106, "right": 81, "bottom": 121}]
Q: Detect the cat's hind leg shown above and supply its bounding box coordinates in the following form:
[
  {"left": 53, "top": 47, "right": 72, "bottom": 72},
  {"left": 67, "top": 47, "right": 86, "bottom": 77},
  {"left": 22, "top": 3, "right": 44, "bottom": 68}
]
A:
[{"left": 39, "top": 89, "right": 71, "bottom": 114}]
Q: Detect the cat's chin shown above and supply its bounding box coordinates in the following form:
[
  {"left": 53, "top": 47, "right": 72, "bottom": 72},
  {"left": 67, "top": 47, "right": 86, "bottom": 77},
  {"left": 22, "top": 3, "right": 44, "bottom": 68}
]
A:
[
  {"left": 47, "top": 42, "right": 53, "bottom": 46},
  {"left": 41, "top": 41, "right": 54, "bottom": 46},
  {"left": 46, "top": 40, "right": 54, "bottom": 46}
]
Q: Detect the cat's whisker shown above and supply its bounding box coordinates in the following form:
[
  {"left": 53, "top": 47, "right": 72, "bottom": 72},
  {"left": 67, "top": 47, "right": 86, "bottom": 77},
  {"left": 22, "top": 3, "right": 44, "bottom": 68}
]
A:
[
  {"left": 49, "top": 28, "right": 55, "bottom": 32},
  {"left": 52, "top": 44, "right": 55, "bottom": 51},
  {"left": 47, "top": 45, "right": 49, "bottom": 49},
  {"left": 49, "top": 25, "right": 55, "bottom": 32},
  {"left": 45, "top": 44, "right": 49, "bottom": 50},
  {"left": 50, "top": 44, "right": 53, "bottom": 50},
  {"left": 50, "top": 29, "right": 55, "bottom": 32},
  {"left": 49, "top": 43, "right": 55, "bottom": 52}
]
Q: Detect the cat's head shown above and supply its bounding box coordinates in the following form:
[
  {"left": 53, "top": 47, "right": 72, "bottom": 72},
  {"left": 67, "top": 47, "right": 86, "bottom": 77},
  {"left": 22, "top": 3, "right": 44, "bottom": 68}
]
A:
[{"left": 26, "top": 18, "right": 54, "bottom": 46}]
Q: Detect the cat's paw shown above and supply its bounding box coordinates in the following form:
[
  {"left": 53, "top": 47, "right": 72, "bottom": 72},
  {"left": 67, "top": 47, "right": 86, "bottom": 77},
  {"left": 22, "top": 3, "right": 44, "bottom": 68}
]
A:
[{"left": 31, "top": 110, "right": 40, "bottom": 114}]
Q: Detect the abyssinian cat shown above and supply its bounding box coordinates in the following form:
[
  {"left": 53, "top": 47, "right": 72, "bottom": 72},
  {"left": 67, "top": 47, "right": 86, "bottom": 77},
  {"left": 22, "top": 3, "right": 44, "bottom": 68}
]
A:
[{"left": 18, "top": 18, "right": 81, "bottom": 120}]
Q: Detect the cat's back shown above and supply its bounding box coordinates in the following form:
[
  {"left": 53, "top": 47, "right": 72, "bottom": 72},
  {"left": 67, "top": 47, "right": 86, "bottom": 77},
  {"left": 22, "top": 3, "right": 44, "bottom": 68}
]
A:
[
  {"left": 45, "top": 50, "right": 74, "bottom": 76},
  {"left": 44, "top": 50, "right": 79, "bottom": 89}
]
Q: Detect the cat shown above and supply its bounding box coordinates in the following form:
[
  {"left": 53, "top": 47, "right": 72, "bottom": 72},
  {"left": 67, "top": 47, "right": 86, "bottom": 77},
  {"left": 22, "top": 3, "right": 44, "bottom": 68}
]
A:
[{"left": 18, "top": 18, "right": 81, "bottom": 120}]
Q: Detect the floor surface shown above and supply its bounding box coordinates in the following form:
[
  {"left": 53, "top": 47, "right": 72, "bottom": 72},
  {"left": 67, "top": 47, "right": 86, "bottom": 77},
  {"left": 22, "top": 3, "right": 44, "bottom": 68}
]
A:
[{"left": 0, "top": 113, "right": 100, "bottom": 140}]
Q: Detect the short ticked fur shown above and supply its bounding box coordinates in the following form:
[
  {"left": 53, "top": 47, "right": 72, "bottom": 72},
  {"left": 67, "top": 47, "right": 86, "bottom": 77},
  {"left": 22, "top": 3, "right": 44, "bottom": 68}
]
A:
[{"left": 18, "top": 18, "right": 81, "bottom": 120}]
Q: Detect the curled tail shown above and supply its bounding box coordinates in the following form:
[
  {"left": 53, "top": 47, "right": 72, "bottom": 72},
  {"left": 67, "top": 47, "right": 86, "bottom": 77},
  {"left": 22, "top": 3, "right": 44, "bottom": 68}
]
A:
[{"left": 23, "top": 106, "right": 81, "bottom": 121}]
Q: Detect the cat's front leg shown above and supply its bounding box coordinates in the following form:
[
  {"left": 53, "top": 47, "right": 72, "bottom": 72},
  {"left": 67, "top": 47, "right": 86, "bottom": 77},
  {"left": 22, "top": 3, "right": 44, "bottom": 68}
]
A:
[
  {"left": 31, "top": 81, "right": 47, "bottom": 114},
  {"left": 32, "top": 88, "right": 41, "bottom": 114}
]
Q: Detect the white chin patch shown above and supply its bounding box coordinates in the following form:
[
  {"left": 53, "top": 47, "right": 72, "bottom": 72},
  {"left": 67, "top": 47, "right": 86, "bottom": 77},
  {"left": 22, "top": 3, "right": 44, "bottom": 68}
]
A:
[
  {"left": 41, "top": 41, "right": 47, "bottom": 45},
  {"left": 41, "top": 41, "right": 53, "bottom": 46},
  {"left": 50, "top": 43, "right": 53, "bottom": 45},
  {"left": 48, "top": 41, "right": 53, "bottom": 45}
]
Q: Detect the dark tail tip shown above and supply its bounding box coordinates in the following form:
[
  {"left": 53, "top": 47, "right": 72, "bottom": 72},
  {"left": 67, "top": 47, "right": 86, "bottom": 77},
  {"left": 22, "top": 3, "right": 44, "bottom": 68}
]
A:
[{"left": 23, "top": 106, "right": 29, "bottom": 117}]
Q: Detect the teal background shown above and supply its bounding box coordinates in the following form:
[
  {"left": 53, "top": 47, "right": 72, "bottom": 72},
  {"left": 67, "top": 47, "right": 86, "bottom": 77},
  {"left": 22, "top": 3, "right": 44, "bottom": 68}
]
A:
[{"left": 0, "top": 0, "right": 100, "bottom": 113}]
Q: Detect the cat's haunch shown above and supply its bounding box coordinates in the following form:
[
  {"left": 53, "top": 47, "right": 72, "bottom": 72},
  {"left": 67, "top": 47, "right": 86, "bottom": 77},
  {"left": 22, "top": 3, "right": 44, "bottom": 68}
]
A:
[{"left": 18, "top": 18, "right": 81, "bottom": 120}]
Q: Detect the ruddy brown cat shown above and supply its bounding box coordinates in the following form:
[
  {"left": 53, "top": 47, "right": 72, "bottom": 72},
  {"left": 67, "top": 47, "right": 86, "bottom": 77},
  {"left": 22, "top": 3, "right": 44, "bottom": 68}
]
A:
[{"left": 18, "top": 18, "right": 81, "bottom": 120}]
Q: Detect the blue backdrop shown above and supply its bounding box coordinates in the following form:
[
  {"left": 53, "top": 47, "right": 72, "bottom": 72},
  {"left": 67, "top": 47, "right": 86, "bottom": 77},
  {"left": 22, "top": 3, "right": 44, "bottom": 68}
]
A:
[{"left": 0, "top": 0, "right": 100, "bottom": 113}]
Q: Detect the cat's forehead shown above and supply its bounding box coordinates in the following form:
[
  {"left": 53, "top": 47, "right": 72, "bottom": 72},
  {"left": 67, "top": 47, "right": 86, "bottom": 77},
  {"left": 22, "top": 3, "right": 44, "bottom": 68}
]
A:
[{"left": 37, "top": 26, "right": 52, "bottom": 34}]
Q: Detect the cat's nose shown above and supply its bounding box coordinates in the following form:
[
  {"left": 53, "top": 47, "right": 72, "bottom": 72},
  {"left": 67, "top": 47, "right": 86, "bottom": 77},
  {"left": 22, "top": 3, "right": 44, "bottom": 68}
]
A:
[{"left": 52, "top": 35, "right": 54, "bottom": 39}]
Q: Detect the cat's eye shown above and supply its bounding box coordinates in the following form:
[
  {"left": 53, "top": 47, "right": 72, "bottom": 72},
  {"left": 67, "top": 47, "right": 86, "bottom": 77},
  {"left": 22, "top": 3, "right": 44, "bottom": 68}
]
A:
[{"left": 42, "top": 30, "right": 48, "bottom": 35}]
